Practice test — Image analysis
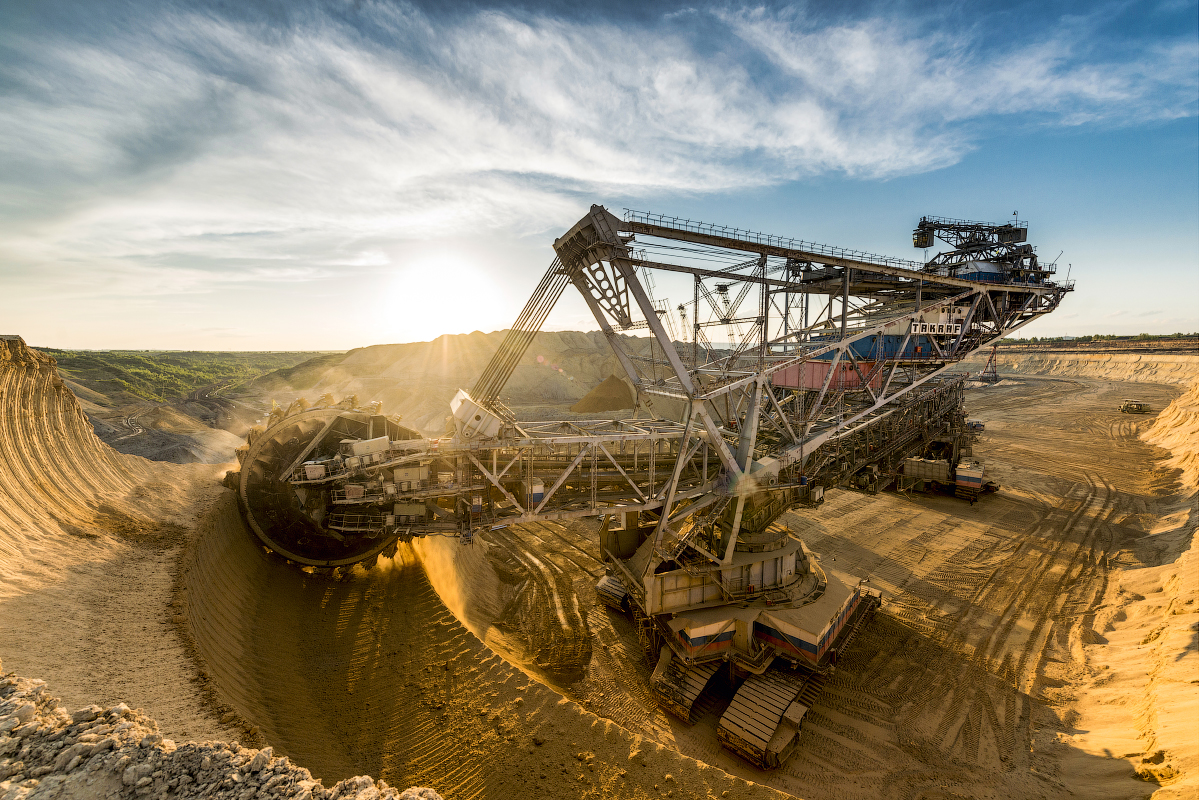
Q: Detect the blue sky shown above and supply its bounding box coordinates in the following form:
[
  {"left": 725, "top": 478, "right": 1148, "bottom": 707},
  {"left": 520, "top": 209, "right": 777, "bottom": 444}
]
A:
[{"left": 1, "top": 0, "right": 1196, "bottom": 350}]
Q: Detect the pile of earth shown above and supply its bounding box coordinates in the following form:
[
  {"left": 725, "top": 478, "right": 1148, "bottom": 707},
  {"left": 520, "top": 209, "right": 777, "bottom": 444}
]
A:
[
  {"left": 0, "top": 666, "right": 441, "bottom": 800},
  {"left": 569, "top": 375, "right": 635, "bottom": 413},
  {"left": 245, "top": 331, "right": 661, "bottom": 433}
]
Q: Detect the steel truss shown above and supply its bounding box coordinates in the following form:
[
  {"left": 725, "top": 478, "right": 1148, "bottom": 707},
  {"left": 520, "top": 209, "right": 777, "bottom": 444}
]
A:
[
  {"left": 542, "top": 205, "right": 1072, "bottom": 555},
  {"left": 280, "top": 415, "right": 723, "bottom": 538},
  {"left": 254, "top": 204, "right": 1072, "bottom": 572}
]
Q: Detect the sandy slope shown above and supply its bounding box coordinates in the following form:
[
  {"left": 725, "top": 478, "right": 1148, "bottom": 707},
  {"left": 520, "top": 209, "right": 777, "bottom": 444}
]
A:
[
  {"left": 1144, "top": 379, "right": 1199, "bottom": 490},
  {"left": 963, "top": 350, "right": 1197, "bottom": 386},
  {"left": 87, "top": 402, "right": 247, "bottom": 464},
  {"left": 0, "top": 338, "right": 237, "bottom": 745},
  {"left": 570, "top": 374, "right": 635, "bottom": 413},
  {"left": 248, "top": 331, "right": 659, "bottom": 433},
  {"left": 1065, "top": 379, "right": 1200, "bottom": 798},
  {"left": 0, "top": 336, "right": 785, "bottom": 799},
  {"left": 1, "top": 335, "right": 1195, "bottom": 800},
  {"left": 181, "top": 495, "right": 786, "bottom": 799}
]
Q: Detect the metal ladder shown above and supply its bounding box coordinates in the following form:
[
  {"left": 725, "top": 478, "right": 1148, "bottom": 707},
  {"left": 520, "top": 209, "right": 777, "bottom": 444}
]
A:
[{"left": 662, "top": 496, "right": 731, "bottom": 562}]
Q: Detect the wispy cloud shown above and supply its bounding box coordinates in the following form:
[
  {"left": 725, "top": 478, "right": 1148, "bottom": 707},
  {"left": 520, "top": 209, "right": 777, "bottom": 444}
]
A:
[
  {"left": 0, "top": 0, "right": 1194, "bottom": 343},
  {"left": 723, "top": 6, "right": 1196, "bottom": 131}
]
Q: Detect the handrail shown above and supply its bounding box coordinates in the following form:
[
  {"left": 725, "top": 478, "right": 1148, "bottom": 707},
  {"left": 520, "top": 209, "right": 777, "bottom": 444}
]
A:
[
  {"left": 919, "top": 214, "right": 1027, "bottom": 228},
  {"left": 624, "top": 209, "right": 925, "bottom": 271}
]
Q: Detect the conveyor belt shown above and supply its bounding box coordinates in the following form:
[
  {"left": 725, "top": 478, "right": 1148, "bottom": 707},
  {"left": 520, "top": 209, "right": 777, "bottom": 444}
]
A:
[{"left": 827, "top": 592, "right": 879, "bottom": 665}]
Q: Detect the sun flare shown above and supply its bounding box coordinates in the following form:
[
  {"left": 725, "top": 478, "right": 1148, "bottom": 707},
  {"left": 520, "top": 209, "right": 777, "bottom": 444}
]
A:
[{"left": 381, "top": 253, "right": 505, "bottom": 341}]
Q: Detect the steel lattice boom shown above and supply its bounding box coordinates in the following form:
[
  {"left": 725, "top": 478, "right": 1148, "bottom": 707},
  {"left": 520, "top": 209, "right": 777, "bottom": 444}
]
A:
[
  {"left": 234, "top": 206, "right": 1072, "bottom": 761},
  {"left": 237, "top": 204, "right": 1072, "bottom": 566}
]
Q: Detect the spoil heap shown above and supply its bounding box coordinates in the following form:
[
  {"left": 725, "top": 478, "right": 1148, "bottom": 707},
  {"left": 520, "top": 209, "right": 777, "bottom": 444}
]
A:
[
  {"left": 248, "top": 331, "right": 652, "bottom": 431},
  {"left": 569, "top": 375, "right": 635, "bottom": 413},
  {"left": 0, "top": 664, "right": 441, "bottom": 800}
]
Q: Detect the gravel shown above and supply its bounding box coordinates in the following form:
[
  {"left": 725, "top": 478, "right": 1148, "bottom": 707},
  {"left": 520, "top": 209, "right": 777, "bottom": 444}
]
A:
[{"left": 0, "top": 661, "right": 443, "bottom": 800}]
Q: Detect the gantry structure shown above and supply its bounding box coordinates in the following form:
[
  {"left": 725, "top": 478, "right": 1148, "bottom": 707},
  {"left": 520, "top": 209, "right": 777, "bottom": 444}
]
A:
[
  {"left": 238, "top": 205, "right": 1072, "bottom": 570},
  {"left": 235, "top": 205, "right": 1072, "bottom": 765},
  {"left": 464, "top": 206, "right": 1068, "bottom": 552}
]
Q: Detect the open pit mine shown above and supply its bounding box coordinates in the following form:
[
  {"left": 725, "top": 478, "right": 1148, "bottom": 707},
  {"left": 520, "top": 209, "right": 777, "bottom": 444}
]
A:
[{"left": 0, "top": 208, "right": 1196, "bottom": 800}]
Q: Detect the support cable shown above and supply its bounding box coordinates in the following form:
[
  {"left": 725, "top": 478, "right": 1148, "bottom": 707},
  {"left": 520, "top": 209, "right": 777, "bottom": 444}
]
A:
[{"left": 471, "top": 258, "right": 571, "bottom": 409}]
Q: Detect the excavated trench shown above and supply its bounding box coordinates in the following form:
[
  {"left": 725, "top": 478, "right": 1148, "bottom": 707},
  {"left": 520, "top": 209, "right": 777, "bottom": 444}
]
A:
[
  {"left": 2, "top": 335, "right": 1197, "bottom": 800},
  {"left": 184, "top": 497, "right": 618, "bottom": 796},
  {"left": 180, "top": 495, "right": 786, "bottom": 800},
  {"left": 0, "top": 337, "right": 780, "bottom": 800}
]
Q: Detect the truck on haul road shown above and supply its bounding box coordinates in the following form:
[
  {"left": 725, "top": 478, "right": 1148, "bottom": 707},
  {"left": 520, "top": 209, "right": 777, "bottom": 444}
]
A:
[{"left": 1119, "top": 399, "right": 1149, "bottom": 413}]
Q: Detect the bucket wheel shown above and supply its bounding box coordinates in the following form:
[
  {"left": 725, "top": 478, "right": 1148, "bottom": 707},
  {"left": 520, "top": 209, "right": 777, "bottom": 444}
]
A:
[{"left": 238, "top": 407, "right": 399, "bottom": 566}]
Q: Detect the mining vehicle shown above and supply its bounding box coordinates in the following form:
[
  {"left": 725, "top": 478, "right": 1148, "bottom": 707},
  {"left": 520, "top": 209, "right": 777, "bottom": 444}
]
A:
[
  {"left": 1119, "top": 399, "right": 1149, "bottom": 413},
  {"left": 230, "top": 207, "right": 1072, "bottom": 767},
  {"left": 896, "top": 445, "right": 999, "bottom": 501},
  {"left": 976, "top": 344, "right": 1001, "bottom": 383}
]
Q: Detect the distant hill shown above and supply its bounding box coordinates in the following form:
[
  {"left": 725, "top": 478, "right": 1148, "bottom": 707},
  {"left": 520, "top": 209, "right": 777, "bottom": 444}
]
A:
[
  {"left": 34, "top": 348, "right": 333, "bottom": 464},
  {"left": 248, "top": 330, "right": 660, "bottom": 433},
  {"left": 42, "top": 349, "right": 331, "bottom": 405}
]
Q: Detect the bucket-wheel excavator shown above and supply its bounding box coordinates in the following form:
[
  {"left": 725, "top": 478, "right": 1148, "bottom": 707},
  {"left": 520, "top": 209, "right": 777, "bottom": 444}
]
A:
[{"left": 230, "top": 207, "right": 1072, "bottom": 767}]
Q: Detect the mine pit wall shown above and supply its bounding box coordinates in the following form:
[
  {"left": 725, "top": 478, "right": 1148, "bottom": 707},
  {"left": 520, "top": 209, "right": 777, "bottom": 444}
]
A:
[
  {"left": 966, "top": 350, "right": 1199, "bottom": 793},
  {"left": 962, "top": 349, "right": 1197, "bottom": 387},
  {"left": 0, "top": 337, "right": 151, "bottom": 597},
  {"left": 182, "top": 491, "right": 785, "bottom": 800},
  {"left": 1142, "top": 379, "right": 1200, "bottom": 490},
  {"left": 0, "top": 338, "right": 241, "bottom": 748},
  {"left": 1081, "top": 377, "right": 1198, "bottom": 792}
]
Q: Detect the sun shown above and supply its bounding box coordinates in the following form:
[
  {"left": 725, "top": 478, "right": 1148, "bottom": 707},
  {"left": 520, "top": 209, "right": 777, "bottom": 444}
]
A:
[{"left": 380, "top": 253, "right": 507, "bottom": 341}]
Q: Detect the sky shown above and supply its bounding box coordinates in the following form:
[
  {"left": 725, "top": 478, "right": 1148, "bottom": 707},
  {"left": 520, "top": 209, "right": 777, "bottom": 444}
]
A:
[{"left": 1, "top": 0, "right": 1196, "bottom": 351}]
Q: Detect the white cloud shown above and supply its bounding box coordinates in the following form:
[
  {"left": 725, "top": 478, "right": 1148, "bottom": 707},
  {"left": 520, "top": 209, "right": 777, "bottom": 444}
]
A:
[
  {"left": 721, "top": 7, "right": 1196, "bottom": 132},
  {"left": 0, "top": 1, "right": 1193, "bottom": 346}
]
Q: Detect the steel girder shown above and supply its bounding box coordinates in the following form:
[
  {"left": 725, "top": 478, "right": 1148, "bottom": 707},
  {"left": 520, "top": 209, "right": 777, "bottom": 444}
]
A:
[
  {"left": 548, "top": 205, "right": 1072, "bottom": 546},
  {"left": 251, "top": 204, "right": 1072, "bottom": 569}
]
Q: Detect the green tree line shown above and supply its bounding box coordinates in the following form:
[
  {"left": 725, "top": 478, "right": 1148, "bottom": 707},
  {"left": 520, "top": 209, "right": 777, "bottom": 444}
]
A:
[{"left": 41, "top": 349, "right": 335, "bottom": 401}]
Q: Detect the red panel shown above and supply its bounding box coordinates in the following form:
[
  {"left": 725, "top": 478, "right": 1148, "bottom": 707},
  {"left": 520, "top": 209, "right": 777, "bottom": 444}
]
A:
[{"left": 772, "top": 360, "right": 883, "bottom": 391}]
